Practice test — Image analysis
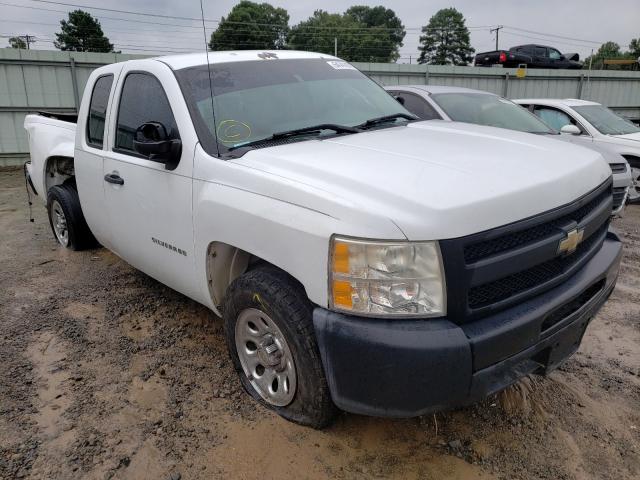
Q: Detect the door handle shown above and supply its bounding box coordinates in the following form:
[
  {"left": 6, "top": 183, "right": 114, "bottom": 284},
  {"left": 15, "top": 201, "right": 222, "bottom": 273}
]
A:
[{"left": 104, "top": 173, "right": 124, "bottom": 185}]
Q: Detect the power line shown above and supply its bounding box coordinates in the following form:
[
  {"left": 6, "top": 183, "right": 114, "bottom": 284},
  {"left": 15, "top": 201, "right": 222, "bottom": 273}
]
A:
[
  {"left": 501, "top": 30, "right": 602, "bottom": 50},
  {"left": 21, "top": 0, "right": 494, "bottom": 32},
  {"left": 502, "top": 25, "right": 603, "bottom": 45}
]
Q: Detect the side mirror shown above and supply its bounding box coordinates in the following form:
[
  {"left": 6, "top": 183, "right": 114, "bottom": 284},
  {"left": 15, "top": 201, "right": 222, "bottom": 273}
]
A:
[
  {"left": 394, "top": 95, "right": 405, "bottom": 106},
  {"left": 133, "top": 122, "right": 182, "bottom": 170},
  {"left": 560, "top": 124, "right": 581, "bottom": 136},
  {"left": 559, "top": 55, "right": 566, "bottom": 61}
]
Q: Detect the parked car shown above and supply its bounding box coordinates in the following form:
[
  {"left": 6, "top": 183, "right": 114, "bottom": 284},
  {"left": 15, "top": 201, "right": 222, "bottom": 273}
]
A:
[
  {"left": 384, "top": 85, "right": 632, "bottom": 214},
  {"left": 474, "top": 44, "right": 582, "bottom": 69},
  {"left": 514, "top": 98, "right": 640, "bottom": 204},
  {"left": 24, "top": 51, "right": 621, "bottom": 428}
]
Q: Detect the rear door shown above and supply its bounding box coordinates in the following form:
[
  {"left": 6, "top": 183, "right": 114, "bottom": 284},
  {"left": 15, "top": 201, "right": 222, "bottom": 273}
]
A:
[
  {"left": 533, "top": 46, "right": 549, "bottom": 67},
  {"left": 74, "top": 65, "right": 121, "bottom": 244},
  {"left": 102, "top": 60, "right": 199, "bottom": 298}
]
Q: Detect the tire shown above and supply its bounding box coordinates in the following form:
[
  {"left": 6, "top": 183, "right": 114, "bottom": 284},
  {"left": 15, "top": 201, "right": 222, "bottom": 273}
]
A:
[
  {"left": 46, "top": 182, "right": 97, "bottom": 250},
  {"left": 627, "top": 162, "right": 640, "bottom": 205},
  {"left": 223, "top": 266, "right": 336, "bottom": 428}
]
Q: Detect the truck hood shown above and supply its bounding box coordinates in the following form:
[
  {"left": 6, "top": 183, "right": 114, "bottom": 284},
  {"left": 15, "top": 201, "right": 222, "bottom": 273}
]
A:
[{"left": 234, "top": 121, "right": 611, "bottom": 240}]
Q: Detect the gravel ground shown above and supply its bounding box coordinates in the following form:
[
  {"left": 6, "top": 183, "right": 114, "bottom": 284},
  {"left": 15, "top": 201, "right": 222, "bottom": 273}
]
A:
[{"left": 1, "top": 168, "right": 639, "bottom": 480}]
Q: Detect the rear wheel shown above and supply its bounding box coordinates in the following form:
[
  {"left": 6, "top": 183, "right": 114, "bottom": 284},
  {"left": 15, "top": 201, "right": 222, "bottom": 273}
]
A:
[
  {"left": 46, "top": 183, "right": 97, "bottom": 250},
  {"left": 223, "top": 266, "right": 336, "bottom": 428}
]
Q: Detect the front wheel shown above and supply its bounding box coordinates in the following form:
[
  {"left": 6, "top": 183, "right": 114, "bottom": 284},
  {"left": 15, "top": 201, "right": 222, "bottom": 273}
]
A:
[
  {"left": 223, "top": 266, "right": 336, "bottom": 428},
  {"left": 628, "top": 165, "right": 640, "bottom": 204}
]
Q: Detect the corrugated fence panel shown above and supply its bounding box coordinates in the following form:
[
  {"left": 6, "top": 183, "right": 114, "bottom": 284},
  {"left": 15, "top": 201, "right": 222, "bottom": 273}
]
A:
[
  {"left": 1, "top": 51, "right": 639, "bottom": 158},
  {"left": 0, "top": 49, "right": 147, "bottom": 157},
  {"left": 0, "top": 112, "right": 29, "bottom": 154}
]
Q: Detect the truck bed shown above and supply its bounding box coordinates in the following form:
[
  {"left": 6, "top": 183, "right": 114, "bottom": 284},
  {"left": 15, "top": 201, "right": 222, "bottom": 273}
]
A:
[{"left": 24, "top": 113, "right": 77, "bottom": 201}]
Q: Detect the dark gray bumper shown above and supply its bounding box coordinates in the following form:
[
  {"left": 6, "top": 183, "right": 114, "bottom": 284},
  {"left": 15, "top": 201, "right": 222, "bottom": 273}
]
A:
[{"left": 313, "top": 232, "right": 622, "bottom": 417}]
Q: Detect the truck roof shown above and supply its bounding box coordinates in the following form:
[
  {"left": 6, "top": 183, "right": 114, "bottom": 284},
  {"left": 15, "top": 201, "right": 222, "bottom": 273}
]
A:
[{"left": 152, "top": 50, "right": 338, "bottom": 70}]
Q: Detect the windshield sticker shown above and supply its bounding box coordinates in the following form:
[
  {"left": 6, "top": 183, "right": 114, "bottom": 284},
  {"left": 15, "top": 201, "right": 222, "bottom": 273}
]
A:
[
  {"left": 217, "top": 119, "right": 252, "bottom": 144},
  {"left": 326, "top": 60, "right": 356, "bottom": 70}
]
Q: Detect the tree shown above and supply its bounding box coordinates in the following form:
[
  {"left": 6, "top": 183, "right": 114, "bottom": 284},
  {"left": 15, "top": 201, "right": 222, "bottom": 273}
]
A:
[
  {"left": 289, "top": 9, "right": 398, "bottom": 62},
  {"left": 209, "top": 1, "right": 289, "bottom": 51},
  {"left": 628, "top": 38, "right": 640, "bottom": 58},
  {"left": 345, "top": 5, "right": 405, "bottom": 62},
  {"left": 8, "top": 36, "right": 27, "bottom": 49},
  {"left": 54, "top": 10, "right": 114, "bottom": 52},
  {"left": 584, "top": 41, "right": 623, "bottom": 69},
  {"left": 417, "top": 8, "right": 474, "bottom": 65}
]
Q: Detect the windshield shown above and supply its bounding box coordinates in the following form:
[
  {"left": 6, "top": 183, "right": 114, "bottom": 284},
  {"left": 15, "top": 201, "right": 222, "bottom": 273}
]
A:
[
  {"left": 572, "top": 105, "right": 640, "bottom": 135},
  {"left": 175, "top": 58, "right": 412, "bottom": 156},
  {"left": 430, "top": 93, "right": 554, "bottom": 134}
]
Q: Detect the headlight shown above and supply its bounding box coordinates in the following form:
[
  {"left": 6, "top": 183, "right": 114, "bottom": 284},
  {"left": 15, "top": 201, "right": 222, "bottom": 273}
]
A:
[{"left": 329, "top": 236, "right": 446, "bottom": 317}]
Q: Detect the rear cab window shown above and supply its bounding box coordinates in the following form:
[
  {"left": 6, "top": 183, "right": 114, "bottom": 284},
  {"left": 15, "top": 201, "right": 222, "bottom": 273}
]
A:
[
  {"left": 86, "top": 75, "right": 114, "bottom": 149},
  {"left": 114, "top": 72, "right": 180, "bottom": 157}
]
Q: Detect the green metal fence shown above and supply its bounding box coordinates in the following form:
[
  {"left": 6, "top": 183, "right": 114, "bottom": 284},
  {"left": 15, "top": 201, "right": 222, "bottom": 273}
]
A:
[{"left": 2, "top": 49, "right": 640, "bottom": 166}]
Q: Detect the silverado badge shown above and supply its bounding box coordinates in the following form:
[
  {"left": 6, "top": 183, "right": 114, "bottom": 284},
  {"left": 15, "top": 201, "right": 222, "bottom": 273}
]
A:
[{"left": 558, "top": 228, "right": 584, "bottom": 255}]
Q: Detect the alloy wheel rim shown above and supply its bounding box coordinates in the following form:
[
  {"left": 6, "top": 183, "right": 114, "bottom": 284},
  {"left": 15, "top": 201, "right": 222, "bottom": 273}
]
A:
[
  {"left": 234, "top": 308, "right": 297, "bottom": 406},
  {"left": 51, "top": 200, "right": 69, "bottom": 247}
]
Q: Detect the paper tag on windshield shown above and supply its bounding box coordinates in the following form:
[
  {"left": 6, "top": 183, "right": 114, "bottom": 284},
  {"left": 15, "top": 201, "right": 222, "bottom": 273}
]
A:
[{"left": 327, "top": 60, "right": 356, "bottom": 70}]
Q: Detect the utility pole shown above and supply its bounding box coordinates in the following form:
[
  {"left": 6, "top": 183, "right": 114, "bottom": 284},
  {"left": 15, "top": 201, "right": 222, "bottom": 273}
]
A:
[
  {"left": 18, "top": 34, "right": 35, "bottom": 49},
  {"left": 490, "top": 25, "right": 503, "bottom": 51},
  {"left": 334, "top": 37, "right": 337, "bottom": 57}
]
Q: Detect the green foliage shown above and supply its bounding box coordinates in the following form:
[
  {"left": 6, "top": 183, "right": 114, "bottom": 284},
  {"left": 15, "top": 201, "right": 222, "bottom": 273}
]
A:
[
  {"left": 209, "top": 1, "right": 289, "bottom": 51},
  {"left": 628, "top": 38, "right": 640, "bottom": 58},
  {"left": 417, "top": 8, "right": 474, "bottom": 65},
  {"left": 289, "top": 8, "right": 402, "bottom": 62},
  {"left": 8, "top": 36, "right": 27, "bottom": 49},
  {"left": 345, "top": 5, "right": 405, "bottom": 61},
  {"left": 584, "top": 40, "right": 640, "bottom": 69},
  {"left": 54, "top": 10, "right": 114, "bottom": 52}
]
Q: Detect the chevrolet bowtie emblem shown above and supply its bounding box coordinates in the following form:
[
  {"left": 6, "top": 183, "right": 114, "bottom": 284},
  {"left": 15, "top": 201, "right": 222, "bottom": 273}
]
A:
[{"left": 558, "top": 228, "right": 584, "bottom": 255}]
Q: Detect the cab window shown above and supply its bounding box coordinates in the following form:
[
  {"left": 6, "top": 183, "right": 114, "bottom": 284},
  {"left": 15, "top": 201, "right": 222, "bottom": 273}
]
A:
[
  {"left": 389, "top": 91, "right": 441, "bottom": 120},
  {"left": 114, "top": 73, "right": 180, "bottom": 156},
  {"left": 534, "top": 47, "right": 547, "bottom": 57},
  {"left": 86, "top": 75, "right": 113, "bottom": 148},
  {"left": 549, "top": 49, "right": 562, "bottom": 60},
  {"left": 533, "top": 106, "right": 579, "bottom": 132}
]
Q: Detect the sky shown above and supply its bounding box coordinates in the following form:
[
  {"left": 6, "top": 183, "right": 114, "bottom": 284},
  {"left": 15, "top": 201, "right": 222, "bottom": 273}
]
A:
[{"left": 0, "top": 0, "right": 638, "bottom": 62}]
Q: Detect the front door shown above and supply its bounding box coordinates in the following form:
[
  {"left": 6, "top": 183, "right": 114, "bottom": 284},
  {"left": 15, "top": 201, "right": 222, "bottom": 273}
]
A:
[{"left": 102, "top": 62, "right": 197, "bottom": 298}]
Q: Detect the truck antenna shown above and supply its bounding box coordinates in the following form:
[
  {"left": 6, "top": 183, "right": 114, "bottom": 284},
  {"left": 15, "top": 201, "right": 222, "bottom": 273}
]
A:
[{"left": 199, "top": 0, "right": 220, "bottom": 158}]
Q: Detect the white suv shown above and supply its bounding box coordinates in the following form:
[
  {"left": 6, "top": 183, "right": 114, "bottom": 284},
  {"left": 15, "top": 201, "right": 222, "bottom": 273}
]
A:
[{"left": 514, "top": 98, "right": 640, "bottom": 204}]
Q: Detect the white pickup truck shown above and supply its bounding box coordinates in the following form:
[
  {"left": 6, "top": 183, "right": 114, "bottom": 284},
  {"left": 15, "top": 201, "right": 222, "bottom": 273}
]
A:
[{"left": 25, "top": 50, "right": 621, "bottom": 428}]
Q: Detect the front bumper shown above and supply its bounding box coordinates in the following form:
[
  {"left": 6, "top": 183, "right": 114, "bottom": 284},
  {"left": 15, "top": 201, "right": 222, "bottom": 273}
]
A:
[{"left": 313, "top": 232, "right": 622, "bottom": 417}]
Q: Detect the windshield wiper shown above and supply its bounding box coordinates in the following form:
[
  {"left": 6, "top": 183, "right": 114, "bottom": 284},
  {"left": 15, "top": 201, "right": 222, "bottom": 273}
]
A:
[
  {"left": 228, "top": 123, "right": 360, "bottom": 151},
  {"left": 355, "top": 113, "right": 418, "bottom": 130}
]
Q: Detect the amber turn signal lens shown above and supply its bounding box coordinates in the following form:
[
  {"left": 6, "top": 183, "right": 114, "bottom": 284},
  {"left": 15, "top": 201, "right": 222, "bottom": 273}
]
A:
[
  {"left": 332, "top": 280, "right": 353, "bottom": 308},
  {"left": 333, "top": 241, "right": 350, "bottom": 274}
]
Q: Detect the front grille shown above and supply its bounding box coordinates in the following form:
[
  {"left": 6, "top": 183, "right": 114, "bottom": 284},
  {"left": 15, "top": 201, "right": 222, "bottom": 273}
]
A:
[
  {"left": 464, "top": 185, "right": 610, "bottom": 263},
  {"left": 610, "top": 163, "right": 627, "bottom": 174},
  {"left": 468, "top": 222, "right": 608, "bottom": 308},
  {"left": 439, "top": 179, "right": 612, "bottom": 324},
  {"left": 612, "top": 187, "right": 626, "bottom": 210}
]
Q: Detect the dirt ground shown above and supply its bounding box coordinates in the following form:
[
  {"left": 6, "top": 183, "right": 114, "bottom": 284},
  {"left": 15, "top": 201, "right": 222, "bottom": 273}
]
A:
[{"left": 0, "top": 168, "right": 638, "bottom": 480}]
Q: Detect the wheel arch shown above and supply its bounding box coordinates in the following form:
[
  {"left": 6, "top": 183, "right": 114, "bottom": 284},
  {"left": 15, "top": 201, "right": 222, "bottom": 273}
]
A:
[
  {"left": 621, "top": 154, "right": 640, "bottom": 167},
  {"left": 205, "top": 241, "right": 309, "bottom": 312},
  {"left": 44, "top": 155, "right": 75, "bottom": 193}
]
